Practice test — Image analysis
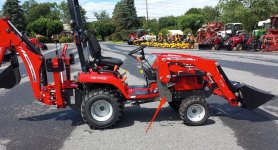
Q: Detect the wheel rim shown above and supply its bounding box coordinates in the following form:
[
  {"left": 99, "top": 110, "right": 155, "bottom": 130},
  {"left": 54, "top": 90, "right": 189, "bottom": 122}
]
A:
[
  {"left": 91, "top": 100, "right": 113, "bottom": 122},
  {"left": 187, "top": 104, "right": 206, "bottom": 122}
]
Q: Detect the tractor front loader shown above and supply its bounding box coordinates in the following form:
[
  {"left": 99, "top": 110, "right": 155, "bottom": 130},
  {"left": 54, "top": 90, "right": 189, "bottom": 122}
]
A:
[{"left": 0, "top": 0, "right": 276, "bottom": 131}]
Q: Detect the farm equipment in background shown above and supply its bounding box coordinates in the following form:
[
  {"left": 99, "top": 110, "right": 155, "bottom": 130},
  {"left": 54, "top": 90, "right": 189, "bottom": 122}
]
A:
[
  {"left": 253, "top": 19, "right": 271, "bottom": 40},
  {"left": 262, "top": 15, "right": 278, "bottom": 52},
  {"left": 222, "top": 31, "right": 254, "bottom": 51},
  {"left": 198, "top": 22, "right": 223, "bottom": 50},
  {"left": 140, "top": 30, "right": 193, "bottom": 49},
  {"left": 218, "top": 23, "right": 244, "bottom": 40},
  {"left": 0, "top": 0, "right": 276, "bottom": 131},
  {"left": 199, "top": 35, "right": 223, "bottom": 50},
  {"left": 127, "top": 29, "right": 148, "bottom": 45}
]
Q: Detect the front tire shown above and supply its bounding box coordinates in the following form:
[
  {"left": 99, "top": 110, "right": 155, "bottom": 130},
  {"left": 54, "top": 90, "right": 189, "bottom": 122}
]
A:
[
  {"left": 81, "top": 89, "right": 123, "bottom": 129},
  {"left": 236, "top": 44, "right": 243, "bottom": 51},
  {"left": 214, "top": 44, "right": 220, "bottom": 50},
  {"left": 179, "top": 96, "right": 209, "bottom": 126}
]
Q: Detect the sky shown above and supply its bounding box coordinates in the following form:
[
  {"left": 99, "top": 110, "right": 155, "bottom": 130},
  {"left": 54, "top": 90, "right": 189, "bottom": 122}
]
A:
[{"left": 0, "top": 0, "right": 219, "bottom": 21}]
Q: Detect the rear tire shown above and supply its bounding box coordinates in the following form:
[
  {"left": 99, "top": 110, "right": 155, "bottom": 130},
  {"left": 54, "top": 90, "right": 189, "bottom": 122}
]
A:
[
  {"left": 179, "top": 96, "right": 209, "bottom": 126},
  {"left": 81, "top": 89, "right": 123, "bottom": 129}
]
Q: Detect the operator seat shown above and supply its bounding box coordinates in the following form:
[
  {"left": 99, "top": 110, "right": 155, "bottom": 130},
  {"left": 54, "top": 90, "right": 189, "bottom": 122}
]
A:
[{"left": 88, "top": 35, "right": 123, "bottom": 67}]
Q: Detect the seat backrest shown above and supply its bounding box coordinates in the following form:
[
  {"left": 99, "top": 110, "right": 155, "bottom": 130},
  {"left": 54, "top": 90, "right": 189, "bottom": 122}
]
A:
[{"left": 88, "top": 35, "right": 101, "bottom": 58}]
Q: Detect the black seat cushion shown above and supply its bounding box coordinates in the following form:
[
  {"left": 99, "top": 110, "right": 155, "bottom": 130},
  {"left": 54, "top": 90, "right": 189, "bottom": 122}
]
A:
[
  {"left": 88, "top": 35, "right": 123, "bottom": 67},
  {"left": 98, "top": 56, "right": 123, "bottom": 67}
]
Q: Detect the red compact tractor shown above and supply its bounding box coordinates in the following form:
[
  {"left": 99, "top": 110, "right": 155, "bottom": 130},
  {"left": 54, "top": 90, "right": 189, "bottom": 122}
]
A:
[
  {"left": 197, "top": 22, "right": 223, "bottom": 50},
  {"left": 262, "top": 15, "right": 278, "bottom": 52},
  {"left": 222, "top": 32, "right": 253, "bottom": 51},
  {"left": 127, "top": 29, "right": 148, "bottom": 45},
  {"left": 0, "top": 0, "right": 276, "bottom": 131}
]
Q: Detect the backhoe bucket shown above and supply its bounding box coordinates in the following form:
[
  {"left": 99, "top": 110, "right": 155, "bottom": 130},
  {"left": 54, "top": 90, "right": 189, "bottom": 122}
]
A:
[
  {"left": 236, "top": 84, "right": 277, "bottom": 110},
  {"left": 0, "top": 65, "right": 21, "bottom": 89},
  {"left": 198, "top": 44, "right": 213, "bottom": 50}
]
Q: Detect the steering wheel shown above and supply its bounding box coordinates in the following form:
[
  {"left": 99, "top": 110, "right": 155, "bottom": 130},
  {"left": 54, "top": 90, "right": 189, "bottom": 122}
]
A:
[{"left": 128, "top": 45, "right": 147, "bottom": 56}]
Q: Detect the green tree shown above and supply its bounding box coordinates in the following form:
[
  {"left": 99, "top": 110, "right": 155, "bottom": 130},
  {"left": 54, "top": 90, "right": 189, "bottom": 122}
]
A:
[
  {"left": 138, "top": 16, "right": 146, "bottom": 28},
  {"left": 218, "top": 0, "right": 277, "bottom": 31},
  {"left": 22, "top": 0, "right": 38, "bottom": 13},
  {"left": 178, "top": 14, "right": 205, "bottom": 34},
  {"left": 185, "top": 7, "right": 218, "bottom": 22},
  {"left": 112, "top": 0, "right": 139, "bottom": 31},
  {"left": 94, "top": 10, "right": 110, "bottom": 21},
  {"left": 201, "top": 6, "right": 218, "bottom": 21},
  {"left": 58, "top": 1, "right": 87, "bottom": 24},
  {"left": 27, "top": 2, "right": 60, "bottom": 23},
  {"left": 90, "top": 11, "right": 115, "bottom": 41},
  {"left": 27, "top": 18, "right": 63, "bottom": 39},
  {"left": 158, "top": 16, "right": 178, "bottom": 29},
  {"left": 142, "top": 19, "right": 160, "bottom": 35},
  {"left": 91, "top": 20, "right": 116, "bottom": 41},
  {"left": 185, "top": 8, "right": 202, "bottom": 15},
  {"left": 3, "top": 0, "right": 26, "bottom": 31}
]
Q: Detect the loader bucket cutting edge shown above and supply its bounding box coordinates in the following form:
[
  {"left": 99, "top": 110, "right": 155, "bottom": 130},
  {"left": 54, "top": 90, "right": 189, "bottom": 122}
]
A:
[{"left": 237, "top": 84, "right": 277, "bottom": 110}]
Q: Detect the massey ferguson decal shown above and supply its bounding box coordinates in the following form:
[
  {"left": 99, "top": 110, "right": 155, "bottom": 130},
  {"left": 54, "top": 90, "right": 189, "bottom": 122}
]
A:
[
  {"left": 20, "top": 47, "right": 37, "bottom": 82},
  {"left": 91, "top": 76, "right": 107, "bottom": 80}
]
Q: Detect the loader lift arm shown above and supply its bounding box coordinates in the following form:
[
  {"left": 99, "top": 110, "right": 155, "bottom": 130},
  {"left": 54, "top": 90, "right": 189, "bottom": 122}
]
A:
[{"left": 154, "top": 53, "right": 276, "bottom": 109}]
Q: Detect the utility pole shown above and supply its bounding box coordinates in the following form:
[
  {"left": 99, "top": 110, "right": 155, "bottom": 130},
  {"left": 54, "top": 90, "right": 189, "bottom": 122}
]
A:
[{"left": 146, "top": 0, "right": 149, "bottom": 21}]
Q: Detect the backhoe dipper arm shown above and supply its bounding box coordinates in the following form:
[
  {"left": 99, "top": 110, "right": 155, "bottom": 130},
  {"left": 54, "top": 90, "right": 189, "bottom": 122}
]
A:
[
  {"left": 156, "top": 54, "right": 238, "bottom": 106},
  {"left": 0, "top": 18, "right": 43, "bottom": 99}
]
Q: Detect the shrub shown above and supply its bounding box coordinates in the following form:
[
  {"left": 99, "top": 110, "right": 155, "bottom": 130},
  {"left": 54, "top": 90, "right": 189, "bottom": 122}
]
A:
[
  {"left": 111, "top": 31, "right": 129, "bottom": 41},
  {"left": 59, "top": 36, "right": 74, "bottom": 43},
  {"left": 37, "top": 36, "right": 50, "bottom": 43}
]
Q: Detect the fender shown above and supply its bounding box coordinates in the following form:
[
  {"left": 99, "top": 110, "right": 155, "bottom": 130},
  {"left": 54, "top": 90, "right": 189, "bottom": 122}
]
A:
[{"left": 77, "top": 72, "right": 130, "bottom": 98}]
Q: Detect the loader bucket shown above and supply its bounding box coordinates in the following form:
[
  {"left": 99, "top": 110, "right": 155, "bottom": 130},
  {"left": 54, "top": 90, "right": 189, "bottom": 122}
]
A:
[
  {"left": 217, "top": 66, "right": 276, "bottom": 110},
  {"left": 236, "top": 84, "right": 277, "bottom": 110},
  {"left": 198, "top": 44, "right": 213, "bottom": 50},
  {"left": 0, "top": 65, "right": 21, "bottom": 89}
]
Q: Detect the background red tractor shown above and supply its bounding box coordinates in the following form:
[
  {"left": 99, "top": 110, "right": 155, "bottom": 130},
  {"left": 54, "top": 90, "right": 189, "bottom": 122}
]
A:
[
  {"left": 197, "top": 22, "right": 223, "bottom": 50},
  {"left": 262, "top": 15, "right": 278, "bottom": 52},
  {"left": 222, "top": 32, "right": 253, "bottom": 51},
  {"left": 127, "top": 29, "right": 148, "bottom": 45}
]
